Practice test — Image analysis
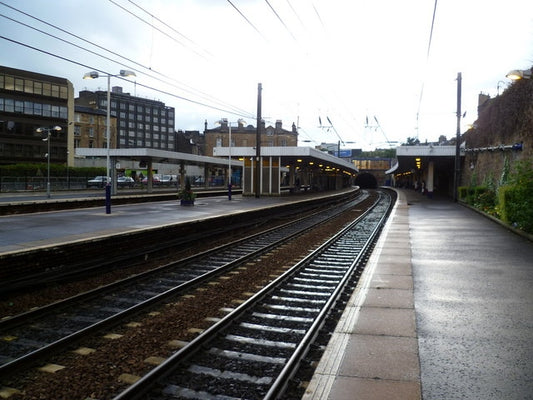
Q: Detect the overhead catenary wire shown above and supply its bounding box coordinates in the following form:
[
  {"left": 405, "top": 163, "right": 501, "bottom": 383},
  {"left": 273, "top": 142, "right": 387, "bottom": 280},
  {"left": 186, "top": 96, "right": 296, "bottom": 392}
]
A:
[
  {"left": 226, "top": 0, "right": 268, "bottom": 42},
  {"left": 264, "top": 0, "right": 297, "bottom": 41},
  {"left": 415, "top": 0, "right": 439, "bottom": 138},
  {"left": 0, "top": 35, "right": 254, "bottom": 119},
  {"left": 107, "top": 0, "right": 212, "bottom": 61},
  {"left": 0, "top": 2, "right": 254, "bottom": 118}
]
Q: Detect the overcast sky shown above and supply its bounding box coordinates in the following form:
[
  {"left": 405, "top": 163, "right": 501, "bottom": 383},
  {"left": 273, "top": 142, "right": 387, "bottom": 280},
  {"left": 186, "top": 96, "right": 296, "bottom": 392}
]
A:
[{"left": 1, "top": 0, "right": 532, "bottom": 150}]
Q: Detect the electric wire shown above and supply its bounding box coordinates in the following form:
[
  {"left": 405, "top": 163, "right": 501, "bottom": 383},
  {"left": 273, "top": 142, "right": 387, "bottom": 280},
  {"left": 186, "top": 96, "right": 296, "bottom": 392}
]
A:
[
  {"left": 107, "top": 0, "right": 211, "bottom": 61},
  {"left": 226, "top": 0, "right": 268, "bottom": 42},
  {"left": 125, "top": 0, "right": 213, "bottom": 58},
  {"left": 0, "top": 35, "right": 254, "bottom": 119},
  {"left": 264, "top": 0, "right": 297, "bottom": 41},
  {"left": 0, "top": 2, "right": 254, "bottom": 118},
  {"left": 415, "top": 0, "right": 439, "bottom": 138}
]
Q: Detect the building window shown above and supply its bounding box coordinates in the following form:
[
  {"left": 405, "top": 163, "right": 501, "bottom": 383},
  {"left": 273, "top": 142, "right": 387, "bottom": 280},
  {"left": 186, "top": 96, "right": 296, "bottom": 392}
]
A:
[
  {"left": 4, "top": 98, "right": 14, "bottom": 112},
  {"left": 15, "top": 78, "right": 24, "bottom": 92},
  {"left": 34, "top": 81, "right": 42, "bottom": 95},
  {"left": 34, "top": 103, "right": 42, "bottom": 115},
  {"left": 42, "top": 83, "right": 51, "bottom": 96},
  {"left": 24, "top": 80, "right": 34, "bottom": 94},
  {"left": 4, "top": 76, "right": 14, "bottom": 90},
  {"left": 15, "top": 100, "right": 23, "bottom": 113},
  {"left": 74, "top": 126, "right": 81, "bottom": 136},
  {"left": 24, "top": 101, "right": 33, "bottom": 114},
  {"left": 74, "top": 139, "right": 80, "bottom": 148},
  {"left": 216, "top": 137, "right": 222, "bottom": 147},
  {"left": 51, "top": 84, "right": 60, "bottom": 98},
  {"left": 60, "top": 86, "right": 68, "bottom": 99},
  {"left": 89, "top": 127, "right": 94, "bottom": 137}
]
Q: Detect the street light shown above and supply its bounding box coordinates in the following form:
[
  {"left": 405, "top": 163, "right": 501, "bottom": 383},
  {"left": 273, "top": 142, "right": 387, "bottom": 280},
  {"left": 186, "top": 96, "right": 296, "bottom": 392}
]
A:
[
  {"left": 83, "top": 69, "right": 136, "bottom": 213},
  {"left": 37, "top": 126, "right": 62, "bottom": 198},
  {"left": 217, "top": 118, "right": 246, "bottom": 200},
  {"left": 506, "top": 68, "right": 532, "bottom": 80}
]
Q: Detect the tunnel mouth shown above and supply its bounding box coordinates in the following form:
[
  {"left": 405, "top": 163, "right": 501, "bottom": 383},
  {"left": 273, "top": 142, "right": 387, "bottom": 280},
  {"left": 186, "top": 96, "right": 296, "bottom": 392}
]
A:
[{"left": 354, "top": 172, "right": 378, "bottom": 189}]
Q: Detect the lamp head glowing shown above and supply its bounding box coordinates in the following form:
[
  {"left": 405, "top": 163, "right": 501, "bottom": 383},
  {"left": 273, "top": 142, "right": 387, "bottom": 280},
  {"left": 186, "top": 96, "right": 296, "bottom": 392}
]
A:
[
  {"left": 506, "top": 68, "right": 532, "bottom": 80},
  {"left": 83, "top": 71, "right": 99, "bottom": 80},
  {"left": 119, "top": 70, "right": 136, "bottom": 78}
]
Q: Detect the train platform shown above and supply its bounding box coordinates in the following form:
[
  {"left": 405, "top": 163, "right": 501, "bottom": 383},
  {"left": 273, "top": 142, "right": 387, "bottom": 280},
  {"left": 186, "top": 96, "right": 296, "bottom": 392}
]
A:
[
  {"left": 303, "top": 189, "right": 533, "bottom": 400},
  {"left": 0, "top": 191, "right": 327, "bottom": 255},
  {"left": 1, "top": 189, "right": 532, "bottom": 399}
]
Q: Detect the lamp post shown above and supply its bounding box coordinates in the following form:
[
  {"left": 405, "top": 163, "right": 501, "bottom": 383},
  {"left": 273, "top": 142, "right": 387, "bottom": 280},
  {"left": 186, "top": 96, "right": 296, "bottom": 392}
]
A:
[
  {"left": 37, "top": 126, "right": 62, "bottom": 198},
  {"left": 217, "top": 118, "right": 246, "bottom": 200},
  {"left": 83, "top": 69, "right": 136, "bottom": 213}
]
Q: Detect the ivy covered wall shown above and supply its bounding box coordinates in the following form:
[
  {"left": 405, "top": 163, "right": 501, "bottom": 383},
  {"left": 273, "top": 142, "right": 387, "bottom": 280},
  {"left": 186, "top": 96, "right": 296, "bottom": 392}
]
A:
[{"left": 462, "top": 72, "right": 532, "bottom": 188}]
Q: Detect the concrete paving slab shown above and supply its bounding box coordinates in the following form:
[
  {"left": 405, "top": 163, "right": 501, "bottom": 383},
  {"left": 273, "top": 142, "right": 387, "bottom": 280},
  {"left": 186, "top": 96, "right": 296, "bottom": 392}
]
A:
[
  {"left": 352, "top": 307, "right": 416, "bottom": 337},
  {"left": 338, "top": 334, "right": 420, "bottom": 381},
  {"left": 363, "top": 288, "right": 414, "bottom": 309},
  {"left": 327, "top": 376, "right": 421, "bottom": 400}
]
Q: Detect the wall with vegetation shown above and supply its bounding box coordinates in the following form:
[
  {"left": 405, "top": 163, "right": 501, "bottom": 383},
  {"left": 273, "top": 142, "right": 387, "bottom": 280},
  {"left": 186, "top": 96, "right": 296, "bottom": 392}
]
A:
[{"left": 460, "top": 71, "right": 533, "bottom": 234}]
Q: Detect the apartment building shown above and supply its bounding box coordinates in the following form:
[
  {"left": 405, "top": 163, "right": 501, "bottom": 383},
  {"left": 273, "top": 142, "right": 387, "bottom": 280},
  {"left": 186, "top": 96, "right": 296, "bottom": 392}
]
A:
[{"left": 76, "top": 87, "right": 175, "bottom": 151}]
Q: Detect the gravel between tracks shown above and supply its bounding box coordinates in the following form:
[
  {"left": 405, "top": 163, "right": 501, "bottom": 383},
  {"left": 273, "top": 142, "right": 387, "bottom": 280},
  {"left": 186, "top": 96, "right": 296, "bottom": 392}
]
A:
[{"left": 1, "top": 203, "right": 370, "bottom": 400}]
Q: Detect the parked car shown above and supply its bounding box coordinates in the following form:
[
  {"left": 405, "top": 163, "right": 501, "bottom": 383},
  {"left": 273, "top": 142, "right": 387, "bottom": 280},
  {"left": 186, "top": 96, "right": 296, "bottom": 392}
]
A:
[
  {"left": 141, "top": 175, "right": 161, "bottom": 185},
  {"left": 160, "top": 174, "right": 177, "bottom": 186},
  {"left": 87, "top": 176, "right": 109, "bottom": 188},
  {"left": 194, "top": 176, "right": 205, "bottom": 185},
  {"left": 117, "top": 176, "right": 135, "bottom": 187}
]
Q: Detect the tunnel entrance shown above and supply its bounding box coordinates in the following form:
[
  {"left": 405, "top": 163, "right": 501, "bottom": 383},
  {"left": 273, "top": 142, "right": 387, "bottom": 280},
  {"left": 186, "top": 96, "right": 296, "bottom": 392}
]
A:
[{"left": 354, "top": 172, "right": 378, "bottom": 189}]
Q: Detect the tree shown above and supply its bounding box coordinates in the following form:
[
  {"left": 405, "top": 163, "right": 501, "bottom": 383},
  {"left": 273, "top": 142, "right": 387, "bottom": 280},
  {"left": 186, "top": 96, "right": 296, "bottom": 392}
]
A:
[{"left": 403, "top": 137, "right": 420, "bottom": 146}]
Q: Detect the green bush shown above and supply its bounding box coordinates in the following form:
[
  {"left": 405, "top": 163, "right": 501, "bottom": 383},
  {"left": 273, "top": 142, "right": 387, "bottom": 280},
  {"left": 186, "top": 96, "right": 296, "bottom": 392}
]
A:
[
  {"left": 498, "top": 160, "right": 533, "bottom": 234},
  {"left": 499, "top": 185, "right": 533, "bottom": 233},
  {"left": 458, "top": 186, "right": 495, "bottom": 210}
]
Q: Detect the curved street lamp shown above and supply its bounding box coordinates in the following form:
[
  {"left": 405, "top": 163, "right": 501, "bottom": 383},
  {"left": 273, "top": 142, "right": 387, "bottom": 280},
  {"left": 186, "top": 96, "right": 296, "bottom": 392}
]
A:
[
  {"left": 37, "top": 125, "right": 62, "bottom": 198},
  {"left": 83, "top": 69, "right": 136, "bottom": 213},
  {"left": 216, "top": 118, "right": 246, "bottom": 200},
  {"left": 506, "top": 68, "right": 532, "bottom": 80}
]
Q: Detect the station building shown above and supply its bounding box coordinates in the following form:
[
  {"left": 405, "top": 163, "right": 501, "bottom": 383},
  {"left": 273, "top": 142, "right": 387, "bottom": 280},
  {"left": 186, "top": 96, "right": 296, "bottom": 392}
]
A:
[{"left": 386, "top": 145, "right": 462, "bottom": 197}]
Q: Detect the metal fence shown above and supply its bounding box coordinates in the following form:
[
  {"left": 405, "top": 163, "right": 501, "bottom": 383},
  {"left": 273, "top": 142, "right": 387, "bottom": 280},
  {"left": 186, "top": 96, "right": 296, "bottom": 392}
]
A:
[{"left": 0, "top": 176, "right": 90, "bottom": 192}]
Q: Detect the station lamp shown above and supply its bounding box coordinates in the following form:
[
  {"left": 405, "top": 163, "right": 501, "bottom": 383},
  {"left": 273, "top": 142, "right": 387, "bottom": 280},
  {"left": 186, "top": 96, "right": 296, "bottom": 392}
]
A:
[
  {"left": 37, "top": 125, "right": 62, "bottom": 198},
  {"left": 83, "top": 69, "right": 136, "bottom": 213}
]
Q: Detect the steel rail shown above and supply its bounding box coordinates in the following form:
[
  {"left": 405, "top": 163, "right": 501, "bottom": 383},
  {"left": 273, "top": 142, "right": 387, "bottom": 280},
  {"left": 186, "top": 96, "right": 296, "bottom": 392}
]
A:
[
  {"left": 112, "top": 190, "right": 392, "bottom": 400},
  {"left": 0, "top": 193, "right": 368, "bottom": 375}
]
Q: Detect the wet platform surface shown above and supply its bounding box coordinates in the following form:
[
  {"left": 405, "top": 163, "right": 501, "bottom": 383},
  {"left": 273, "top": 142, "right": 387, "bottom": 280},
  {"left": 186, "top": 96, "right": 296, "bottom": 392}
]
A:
[
  {"left": 303, "top": 189, "right": 533, "bottom": 400},
  {"left": 0, "top": 193, "right": 306, "bottom": 254},
  {"left": 2, "top": 189, "right": 532, "bottom": 399}
]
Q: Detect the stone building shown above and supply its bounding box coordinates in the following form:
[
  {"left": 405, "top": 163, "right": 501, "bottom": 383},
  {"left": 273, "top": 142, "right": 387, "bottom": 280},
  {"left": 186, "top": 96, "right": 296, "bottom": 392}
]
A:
[
  {"left": 203, "top": 119, "right": 298, "bottom": 157},
  {"left": 73, "top": 105, "right": 116, "bottom": 151}
]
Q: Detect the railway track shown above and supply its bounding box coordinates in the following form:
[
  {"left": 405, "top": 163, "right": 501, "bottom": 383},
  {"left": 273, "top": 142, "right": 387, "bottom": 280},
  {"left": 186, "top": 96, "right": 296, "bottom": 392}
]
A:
[
  {"left": 0, "top": 191, "right": 373, "bottom": 377},
  {"left": 113, "top": 190, "right": 393, "bottom": 400}
]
